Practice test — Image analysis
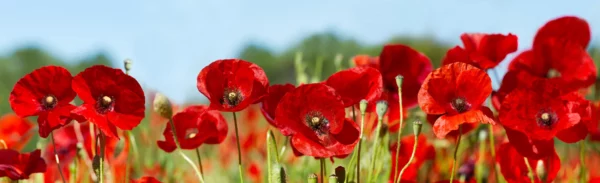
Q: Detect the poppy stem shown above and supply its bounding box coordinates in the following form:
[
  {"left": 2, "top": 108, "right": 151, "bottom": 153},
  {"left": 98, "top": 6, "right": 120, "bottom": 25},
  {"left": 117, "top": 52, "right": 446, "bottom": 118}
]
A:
[
  {"left": 367, "top": 117, "right": 384, "bottom": 182},
  {"left": 523, "top": 157, "right": 536, "bottom": 182},
  {"left": 356, "top": 100, "right": 367, "bottom": 183},
  {"left": 98, "top": 132, "right": 106, "bottom": 183},
  {"left": 320, "top": 158, "right": 325, "bottom": 183},
  {"left": 195, "top": 148, "right": 204, "bottom": 178},
  {"left": 393, "top": 75, "right": 404, "bottom": 183},
  {"left": 50, "top": 132, "right": 67, "bottom": 183},
  {"left": 167, "top": 118, "right": 205, "bottom": 183},
  {"left": 579, "top": 140, "right": 586, "bottom": 182},
  {"left": 398, "top": 134, "right": 419, "bottom": 182},
  {"left": 449, "top": 125, "right": 463, "bottom": 182},
  {"left": 352, "top": 106, "right": 357, "bottom": 122},
  {"left": 232, "top": 112, "right": 245, "bottom": 183}
]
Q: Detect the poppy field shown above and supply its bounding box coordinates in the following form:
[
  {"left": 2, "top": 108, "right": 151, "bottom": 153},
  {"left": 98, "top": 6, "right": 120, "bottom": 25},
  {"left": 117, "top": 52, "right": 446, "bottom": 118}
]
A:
[{"left": 2, "top": 15, "right": 600, "bottom": 183}]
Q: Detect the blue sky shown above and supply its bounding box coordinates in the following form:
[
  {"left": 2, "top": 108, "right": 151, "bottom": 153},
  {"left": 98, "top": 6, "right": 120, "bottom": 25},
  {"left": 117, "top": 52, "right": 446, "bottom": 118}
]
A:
[{"left": 1, "top": 0, "right": 598, "bottom": 103}]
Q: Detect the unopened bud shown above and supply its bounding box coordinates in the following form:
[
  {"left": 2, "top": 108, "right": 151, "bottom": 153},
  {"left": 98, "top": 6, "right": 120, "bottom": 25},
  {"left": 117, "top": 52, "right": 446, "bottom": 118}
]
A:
[
  {"left": 375, "top": 101, "right": 388, "bottom": 119},
  {"left": 153, "top": 93, "right": 173, "bottom": 119},
  {"left": 478, "top": 129, "right": 488, "bottom": 142},
  {"left": 307, "top": 173, "right": 318, "bottom": 183},
  {"left": 359, "top": 99, "right": 368, "bottom": 115},
  {"left": 395, "top": 75, "right": 404, "bottom": 89},
  {"left": 413, "top": 120, "right": 423, "bottom": 135},
  {"left": 535, "top": 160, "right": 546, "bottom": 181},
  {"left": 124, "top": 59, "right": 132, "bottom": 74}
]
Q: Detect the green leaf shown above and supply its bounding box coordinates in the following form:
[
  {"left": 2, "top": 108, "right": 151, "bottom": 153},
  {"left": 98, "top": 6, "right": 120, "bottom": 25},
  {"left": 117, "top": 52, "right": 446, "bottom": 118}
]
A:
[{"left": 267, "top": 130, "right": 286, "bottom": 183}]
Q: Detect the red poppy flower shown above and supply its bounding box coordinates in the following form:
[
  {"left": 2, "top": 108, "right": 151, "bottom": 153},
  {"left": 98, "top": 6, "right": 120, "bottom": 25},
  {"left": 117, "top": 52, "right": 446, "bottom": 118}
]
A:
[
  {"left": 9, "top": 66, "right": 77, "bottom": 138},
  {"left": 132, "top": 176, "right": 162, "bottom": 183},
  {"left": 325, "top": 67, "right": 383, "bottom": 107},
  {"left": 492, "top": 70, "right": 541, "bottom": 111},
  {"left": 157, "top": 105, "right": 228, "bottom": 152},
  {"left": 497, "top": 142, "right": 560, "bottom": 183},
  {"left": 196, "top": 59, "right": 269, "bottom": 112},
  {"left": 260, "top": 83, "right": 296, "bottom": 134},
  {"left": 499, "top": 80, "right": 581, "bottom": 141},
  {"left": 379, "top": 44, "right": 432, "bottom": 108},
  {"left": 418, "top": 62, "right": 495, "bottom": 138},
  {"left": 555, "top": 93, "right": 595, "bottom": 143},
  {"left": 442, "top": 33, "right": 518, "bottom": 69},
  {"left": 0, "top": 149, "right": 46, "bottom": 180},
  {"left": 389, "top": 134, "right": 435, "bottom": 181},
  {"left": 504, "top": 127, "right": 555, "bottom": 159},
  {"left": 275, "top": 83, "right": 360, "bottom": 158},
  {"left": 426, "top": 114, "right": 477, "bottom": 139},
  {"left": 533, "top": 16, "right": 590, "bottom": 49},
  {"left": 353, "top": 55, "right": 379, "bottom": 68},
  {"left": 0, "top": 114, "right": 33, "bottom": 150},
  {"left": 71, "top": 65, "right": 146, "bottom": 138},
  {"left": 248, "top": 162, "right": 262, "bottom": 183}
]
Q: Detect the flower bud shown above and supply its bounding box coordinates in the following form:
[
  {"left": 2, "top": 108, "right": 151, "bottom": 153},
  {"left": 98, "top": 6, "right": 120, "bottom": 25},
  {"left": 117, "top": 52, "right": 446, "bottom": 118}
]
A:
[
  {"left": 153, "top": 93, "right": 173, "bottom": 119},
  {"left": 376, "top": 100, "right": 388, "bottom": 119},
  {"left": 124, "top": 59, "right": 132, "bottom": 74},
  {"left": 359, "top": 99, "right": 368, "bottom": 115},
  {"left": 307, "top": 173, "right": 318, "bottom": 183},
  {"left": 413, "top": 120, "right": 423, "bottom": 135},
  {"left": 395, "top": 75, "right": 404, "bottom": 89}
]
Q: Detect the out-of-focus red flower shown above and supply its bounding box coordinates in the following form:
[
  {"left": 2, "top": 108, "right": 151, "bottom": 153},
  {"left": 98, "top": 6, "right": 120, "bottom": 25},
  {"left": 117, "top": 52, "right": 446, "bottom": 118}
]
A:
[
  {"left": 442, "top": 33, "right": 518, "bottom": 69},
  {"left": 260, "top": 83, "right": 296, "bottom": 134},
  {"left": 418, "top": 62, "right": 495, "bottom": 138},
  {"left": 590, "top": 177, "right": 600, "bottom": 183},
  {"left": 497, "top": 142, "right": 560, "bottom": 183},
  {"left": 353, "top": 55, "right": 379, "bottom": 68},
  {"left": 499, "top": 81, "right": 582, "bottom": 141},
  {"left": 9, "top": 66, "right": 77, "bottom": 138},
  {"left": 71, "top": 65, "right": 145, "bottom": 138},
  {"left": 389, "top": 134, "right": 435, "bottom": 182},
  {"left": 504, "top": 127, "right": 555, "bottom": 159},
  {"left": 0, "top": 149, "right": 46, "bottom": 180},
  {"left": 157, "top": 105, "right": 228, "bottom": 152},
  {"left": 248, "top": 162, "right": 262, "bottom": 183},
  {"left": 0, "top": 114, "right": 33, "bottom": 150},
  {"left": 555, "top": 93, "right": 595, "bottom": 143},
  {"left": 325, "top": 67, "right": 383, "bottom": 107},
  {"left": 532, "top": 16, "right": 590, "bottom": 50},
  {"left": 379, "top": 44, "right": 432, "bottom": 109},
  {"left": 275, "top": 83, "right": 359, "bottom": 158},
  {"left": 132, "top": 176, "right": 162, "bottom": 183},
  {"left": 197, "top": 59, "right": 269, "bottom": 112}
]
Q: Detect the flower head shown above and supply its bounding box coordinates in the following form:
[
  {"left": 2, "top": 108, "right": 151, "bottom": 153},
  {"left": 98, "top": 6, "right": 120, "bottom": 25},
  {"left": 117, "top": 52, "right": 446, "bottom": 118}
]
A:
[
  {"left": 71, "top": 65, "right": 146, "bottom": 138},
  {"left": 442, "top": 33, "right": 518, "bottom": 69},
  {"left": 10, "top": 66, "right": 77, "bottom": 138},
  {"left": 197, "top": 59, "right": 269, "bottom": 112},
  {"left": 0, "top": 149, "right": 46, "bottom": 180},
  {"left": 497, "top": 142, "right": 560, "bottom": 183},
  {"left": 325, "top": 67, "right": 383, "bottom": 107},
  {"left": 418, "top": 62, "right": 495, "bottom": 138},
  {"left": 0, "top": 114, "right": 34, "bottom": 150},
  {"left": 275, "top": 83, "right": 359, "bottom": 158}
]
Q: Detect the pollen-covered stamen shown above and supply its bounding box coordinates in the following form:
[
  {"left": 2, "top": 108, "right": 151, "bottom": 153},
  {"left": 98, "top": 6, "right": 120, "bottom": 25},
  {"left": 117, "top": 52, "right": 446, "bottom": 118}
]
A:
[
  {"left": 536, "top": 111, "right": 558, "bottom": 129},
  {"left": 451, "top": 97, "right": 470, "bottom": 113},
  {"left": 220, "top": 89, "right": 243, "bottom": 107},
  {"left": 305, "top": 112, "right": 330, "bottom": 135},
  {"left": 96, "top": 95, "right": 115, "bottom": 114},
  {"left": 41, "top": 95, "right": 58, "bottom": 110}
]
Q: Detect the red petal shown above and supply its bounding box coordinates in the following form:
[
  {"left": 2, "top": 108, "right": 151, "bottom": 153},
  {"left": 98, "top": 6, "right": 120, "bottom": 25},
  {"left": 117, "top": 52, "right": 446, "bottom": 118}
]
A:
[
  {"left": 497, "top": 142, "right": 560, "bottom": 183},
  {"left": 533, "top": 16, "right": 590, "bottom": 48},
  {"left": 379, "top": 44, "right": 432, "bottom": 108},
  {"left": 131, "top": 176, "right": 162, "bottom": 183},
  {"left": 72, "top": 104, "right": 118, "bottom": 138},
  {"left": 432, "top": 109, "right": 492, "bottom": 139},
  {"left": 0, "top": 114, "right": 33, "bottom": 150},
  {"left": 505, "top": 127, "right": 555, "bottom": 159},
  {"left": 325, "top": 67, "right": 383, "bottom": 107},
  {"left": 441, "top": 46, "right": 470, "bottom": 66},
  {"left": 260, "top": 84, "right": 296, "bottom": 132},
  {"left": 353, "top": 55, "right": 380, "bottom": 68},
  {"left": 0, "top": 149, "right": 47, "bottom": 180},
  {"left": 556, "top": 122, "right": 588, "bottom": 143},
  {"left": 461, "top": 33, "right": 518, "bottom": 69},
  {"left": 331, "top": 118, "right": 359, "bottom": 145},
  {"left": 10, "top": 66, "right": 75, "bottom": 117}
]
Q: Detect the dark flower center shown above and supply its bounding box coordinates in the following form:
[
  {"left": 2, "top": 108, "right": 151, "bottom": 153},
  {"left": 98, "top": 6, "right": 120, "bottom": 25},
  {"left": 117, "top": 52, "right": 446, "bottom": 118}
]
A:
[
  {"left": 536, "top": 110, "right": 558, "bottom": 129},
  {"left": 451, "top": 97, "right": 470, "bottom": 113},
  {"left": 185, "top": 128, "right": 199, "bottom": 139},
  {"left": 547, "top": 69, "right": 561, "bottom": 78},
  {"left": 220, "top": 88, "right": 243, "bottom": 107},
  {"left": 96, "top": 95, "right": 115, "bottom": 114},
  {"left": 305, "top": 111, "right": 329, "bottom": 135},
  {"left": 41, "top": 95, "right": 58, "bottom": 110}
]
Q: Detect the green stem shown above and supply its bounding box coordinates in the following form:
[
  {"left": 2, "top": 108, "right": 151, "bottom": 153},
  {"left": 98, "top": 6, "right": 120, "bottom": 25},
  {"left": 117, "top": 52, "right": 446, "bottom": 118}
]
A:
[
  {"left": 232, "top": 112, "right": 245, "bottom": 183},
  {"left": 279, "top": 136, "right": 289, "bottom": 162},
  {"left": 320, "top": 158, "right": 325, "bottom": 183},
  {"left": 367, "top": 118, "right": 384, "bottom": 182},
  {"left": 98, "top": 132, "right": 106, "bottom": 183},
  {"left": 449, "top": 125, "right": 463, "bottom": 182},
  {"left": 580, "top": 140, "right": 586, "bottom": 182},
  {"left": 476, "top": 132, "right": 486, "bottom": 183},
  {"left": 488, "top": 124, "right": 502, "bottom": 183},
  {"left": 393, "top": 89, "right": 404, "bottom": 183},
  {"left": 524, "top": 157, "right": 535, "bottom": 183},
  {"left": 356, "top": 109, "right": 366, "bottom": 183},
  {"left": 196, "top": 148, "right": 204, "bottom": 178},
  {"left": 398, "top": 135, "right": 418, "bottom": 183},
  {"left": 50, "top": 132, "right": 67, "bottom": 183},
  {"left": 168, "top": 119, "right": 205, "bottom": 183}
]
